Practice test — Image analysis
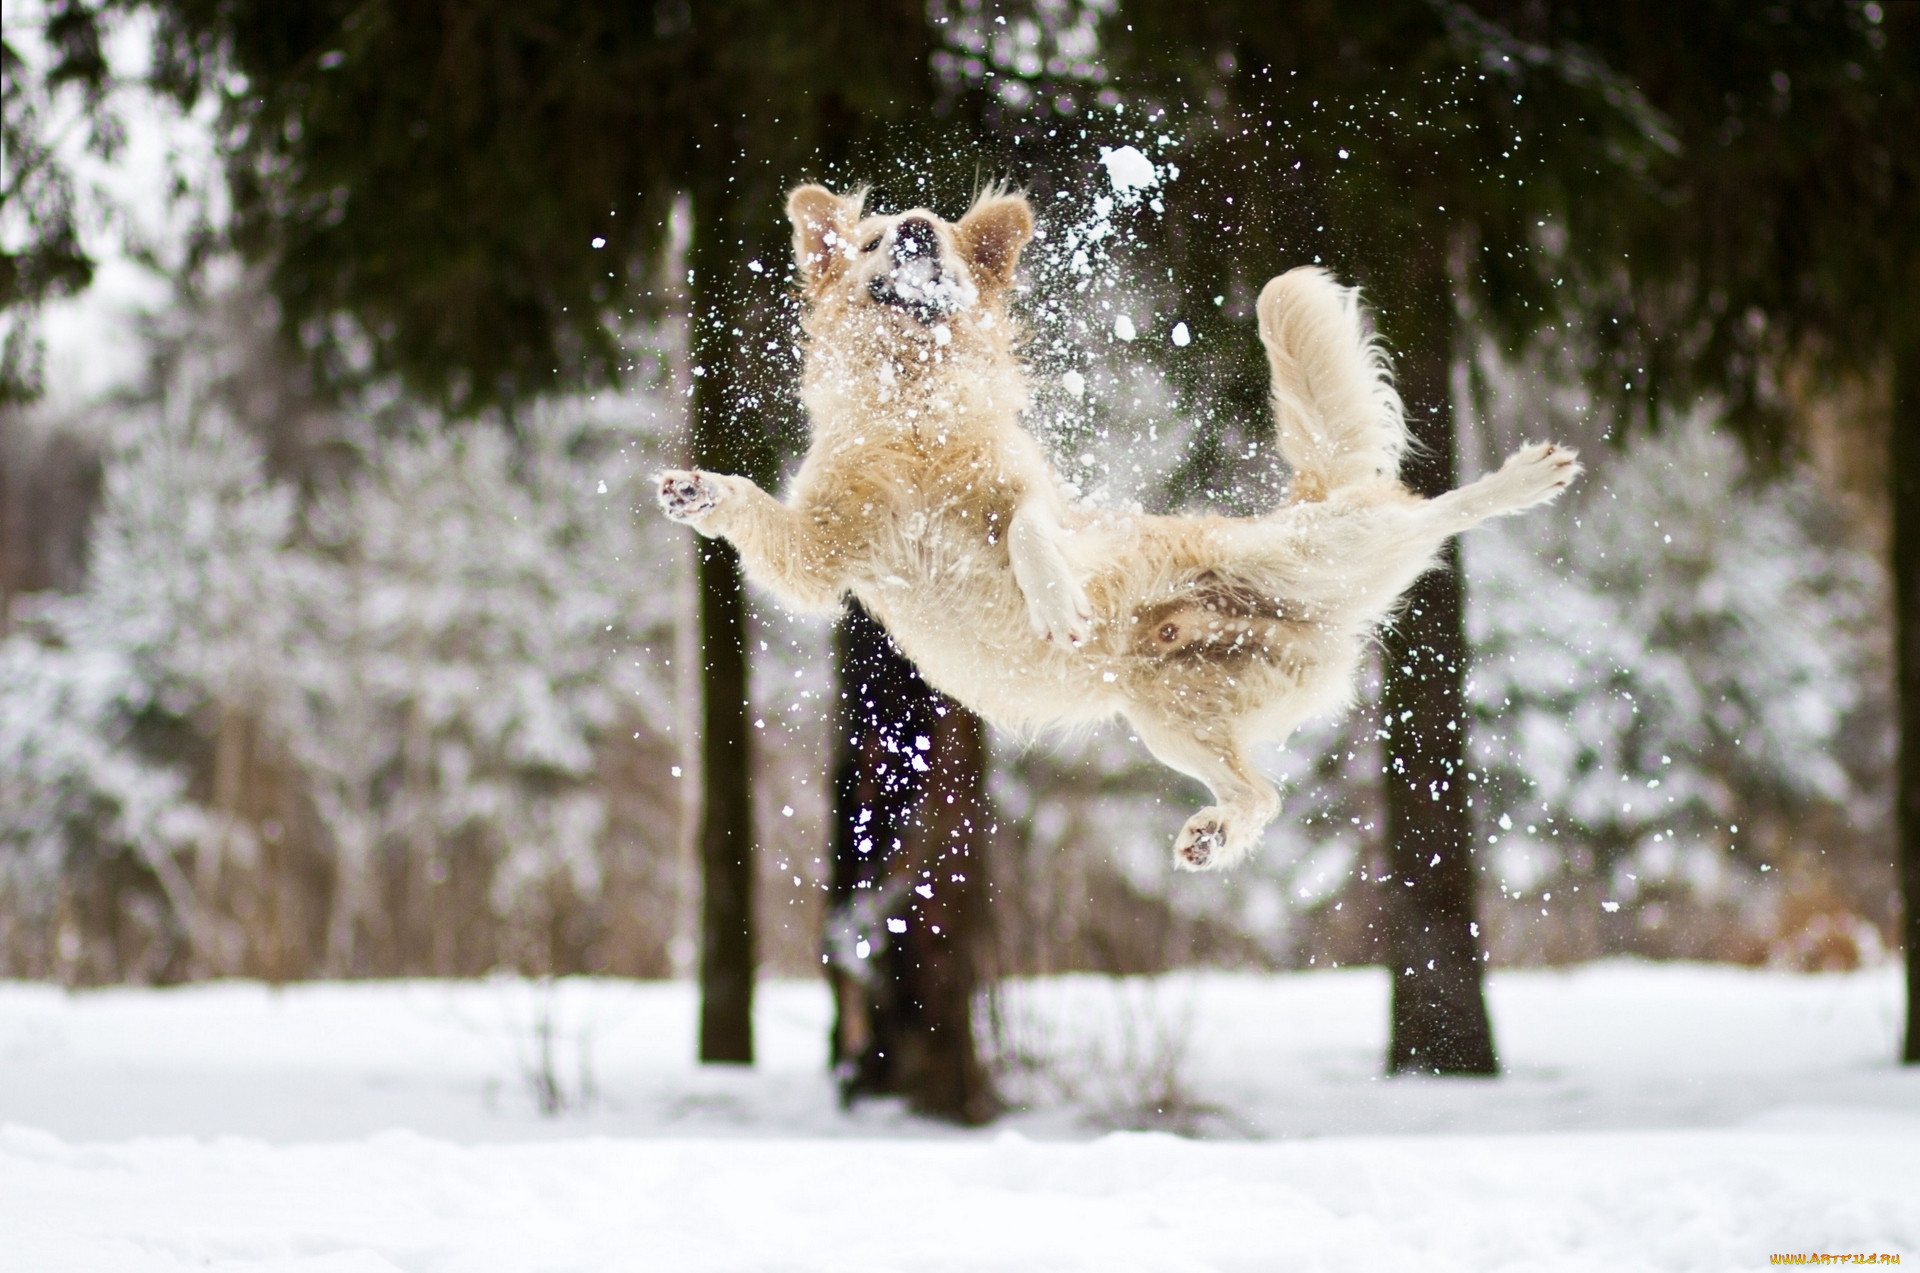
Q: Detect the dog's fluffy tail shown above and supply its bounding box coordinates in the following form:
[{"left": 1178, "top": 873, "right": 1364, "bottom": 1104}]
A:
[{"left": 1256, "top": 267, "right": 1409, "bottom": 501}]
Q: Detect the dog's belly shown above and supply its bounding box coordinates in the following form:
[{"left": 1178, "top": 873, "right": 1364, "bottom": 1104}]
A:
[
  {"left": 852, "top": 530, "right": 1119, "bottom": 730},
  {"left": 845, "top": 502, "right": 1372, "bottom": 741},
  {"left": 884, "top": 613, "right": 1120, "bottom": 729}
]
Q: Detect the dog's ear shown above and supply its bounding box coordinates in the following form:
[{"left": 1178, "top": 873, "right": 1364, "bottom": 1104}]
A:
[
  {"left": 956, "top": 190, "right": 1034, "bottom": 290},
  {"left": 787, "top": 184, "right": 862, "bottom": 292}
]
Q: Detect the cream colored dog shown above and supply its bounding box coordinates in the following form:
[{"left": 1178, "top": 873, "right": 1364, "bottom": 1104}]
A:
[{"left": 659, "top": 185, "right": 1579, "bottom": 871}]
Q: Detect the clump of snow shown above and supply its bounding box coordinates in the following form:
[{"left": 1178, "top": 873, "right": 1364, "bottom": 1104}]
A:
[
  {"left": 885, "top": 247, "right": 977, "bottom": 316},
  {"left": 1018, "top": 133, "right": 1187, "bottom": 506},
  {"left": 1099, "top": 144, "right": 1160, "bottom": 198}
]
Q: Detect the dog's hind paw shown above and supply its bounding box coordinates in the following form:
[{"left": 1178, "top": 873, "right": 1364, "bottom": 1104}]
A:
[
  {"left": 1494, "top": 442, "right": 1583, "bottom": 507},
  {"left": 1174, "top": 812, "right": 1231, "bottom": 872},
  {"left": 658, "top": 470, "right": 723, "bottom": 523}
]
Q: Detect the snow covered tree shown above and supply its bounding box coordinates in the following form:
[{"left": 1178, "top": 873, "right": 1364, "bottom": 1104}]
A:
[
  {"left": 1465, "top": 415, "right": 1889, "bottom": 963},
  {"left": 0, "top": 381, "right": 297, "bottom": 979},
  {"left": 139, "top": 0, "right": 992, "bottom": 1075},
  {"left": 291, "top": 405, "right": 680, "bottom": 975},
  {"left": 0, "top": 284, "right": 689, "bottom": 984},
  {"left": 1489, "top": 0, "right": 1918, "bottom": 1055},
  {"left": 0, "top": 635, "right": 203, "bottom": 980},
  {"left": 0, "top": 0, "right": 117, "bottom": 404}
]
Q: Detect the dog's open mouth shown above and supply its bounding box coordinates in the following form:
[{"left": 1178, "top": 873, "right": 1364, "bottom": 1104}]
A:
[{"left": 868, "top": 217, "right": 976, "bottom": 325}]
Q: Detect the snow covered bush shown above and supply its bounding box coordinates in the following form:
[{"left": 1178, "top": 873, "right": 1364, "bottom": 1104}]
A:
[
  {"left": 1463, "top": 416, "right": 1890, "bottom": 965},
  {"left": 0, "top": 344, "right": 690, "bottom": 981},
  {"left": 0, "top": 639, "right": 207, "bottom": 981},
  {"left": 0, "top": 386, "right": 297, "bottom": 979},
  {"left": 292, "top": 406, "right": 682, "bottom": 974}
]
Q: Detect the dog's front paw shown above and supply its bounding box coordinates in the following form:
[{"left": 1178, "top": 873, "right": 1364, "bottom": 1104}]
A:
[
  {"left": 1497, "top": 442, "right": 1583, "bottom": 505},
  {"left": 1026, "top": 581, "right": 1095, "bottom": 649},
  {"left": 658, "top": 470, "right": 723, "bottom": 524}
]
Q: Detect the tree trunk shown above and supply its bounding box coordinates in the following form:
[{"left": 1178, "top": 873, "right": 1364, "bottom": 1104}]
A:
[
  {"left": 689, "top": 216, "right": 758, "bottom": 1065},
  {"left": 694, "top": 539, "right": 755, "bottom": 1063},
  {"left": 1379, "top": 270, "right": 1498, "bottom": 1076},
  {"left": 827, "top": 604, "right": 996, "bottom": 1123},
  {"left": 1894, "top": 334, "right": 1920, "bottom": 1064}
]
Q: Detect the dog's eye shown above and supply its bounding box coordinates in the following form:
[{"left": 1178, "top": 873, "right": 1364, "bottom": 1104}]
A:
[{"left": 861, "top": 235, "right": 882, "bottom": 254}]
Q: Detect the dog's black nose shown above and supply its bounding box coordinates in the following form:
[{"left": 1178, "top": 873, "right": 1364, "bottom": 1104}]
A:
[{"left": 892, "top": 217, "right": 938, "bottom": 261}]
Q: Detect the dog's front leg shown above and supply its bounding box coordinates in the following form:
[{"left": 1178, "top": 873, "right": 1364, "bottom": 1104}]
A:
[
  {"left": 1008, "top": 500, "right": 1094, "bottom": 647},
  {"left": 658, "top": 469, "right": 847, "bottom": 613}
]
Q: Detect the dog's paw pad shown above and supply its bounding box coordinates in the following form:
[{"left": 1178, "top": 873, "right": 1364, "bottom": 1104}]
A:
[
  {"left": 658, "top": 470, "right": 721, "bottom": 522},
  {"left": 1175, "top": 817, "right": 1228, "bottom": 871},
  {"left": 1500, "top": 443, "right": 1583, "bottom": 501}
]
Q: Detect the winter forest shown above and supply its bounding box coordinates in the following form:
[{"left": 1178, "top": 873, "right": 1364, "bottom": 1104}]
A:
[{"left": 3, "top": 2, "right": 1917, "bottom": 1269}]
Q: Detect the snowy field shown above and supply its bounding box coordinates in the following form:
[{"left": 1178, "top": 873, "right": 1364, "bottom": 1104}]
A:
[{"left": 3, "top": 963, "right": 1916, "bottom": 1271}]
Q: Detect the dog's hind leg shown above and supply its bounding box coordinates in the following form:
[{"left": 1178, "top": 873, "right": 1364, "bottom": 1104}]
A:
[
  {"left": 1203, "top": 442, "right": 1581, "bottom": 624},
  {"left": 1418, "top": 442, "right": 1582, "bottom": 535},
  {"left": 1129, "top": 714, "right": 1281, "bottom": 872}
]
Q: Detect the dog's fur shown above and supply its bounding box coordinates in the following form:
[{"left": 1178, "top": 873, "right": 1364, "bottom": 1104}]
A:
[{"left": 659, "top": 185, "right": 1580, "bottom": 871}]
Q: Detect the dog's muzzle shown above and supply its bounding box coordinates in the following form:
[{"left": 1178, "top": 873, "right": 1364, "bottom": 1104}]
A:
[{"left": 868, "top": 217, "right": 975, "bottom": 324}]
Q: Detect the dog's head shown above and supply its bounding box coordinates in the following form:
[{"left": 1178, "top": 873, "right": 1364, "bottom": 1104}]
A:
[{"left": 785, "top": 184, "right": 1034, "bottom": 332}]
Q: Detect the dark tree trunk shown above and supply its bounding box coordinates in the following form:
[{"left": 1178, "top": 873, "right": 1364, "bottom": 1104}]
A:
[
  {"left": 827, "top": 604, "right": 996, "bottom": 1123},
  {"left": 694, "top": 540, "right": 755, "bottom": 1063},
  {"left": 1894, "top": 334, "right": 1920, "bottom": 1064},
  {"left": 688, "top": 211, "right": 763, "bottom": 1066},
  {"left": 1378, "top": 270, "right": 1498, "bottom": 1076}
]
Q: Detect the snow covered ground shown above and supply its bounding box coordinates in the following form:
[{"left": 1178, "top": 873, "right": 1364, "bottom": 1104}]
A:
[{"left": 3, "top": 963, "right": 1916, "bottom": 1270}]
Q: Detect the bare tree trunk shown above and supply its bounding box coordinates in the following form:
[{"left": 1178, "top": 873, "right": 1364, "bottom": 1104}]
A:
[
  {"left": 1379, "top": 269, "right": 1497, "bottom": 1076},
  {"left": 1894, "top": 335, "right": 1920, "bottom": 1064},
  {"left": 0, "top": 421, "right": 17, "bottom": 637},
  {"left": 827, "top": 604, "right": 996, "bottom": 1123},
  {"left": 318, "top": 567, "right": 381, "bottom": 978},
  {"left": 689, "top": 212, "right": 758, "bottom": 1065},
  {"left": 894, "top": 704, "right": 996, "bottom": 1121},
  {"left": 694, "top": 540, "right": 755, "bottom": 1063}
]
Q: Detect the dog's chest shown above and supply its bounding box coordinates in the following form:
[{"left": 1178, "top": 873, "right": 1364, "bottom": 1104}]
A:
[
  {"left": 873, "top": 472, "right": 1011, "bottom": 581},
  {"left": 829, "top": 427, "right": 1006, "bottom": 553}
]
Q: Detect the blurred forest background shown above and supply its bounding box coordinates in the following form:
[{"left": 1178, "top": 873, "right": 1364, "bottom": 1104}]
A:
[
  {"left": 7, "top": 283, "right": 1892, "bottom": 983},
  {"left": 1, "top": 0, "right": 1913, "bottom": 1115}
]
